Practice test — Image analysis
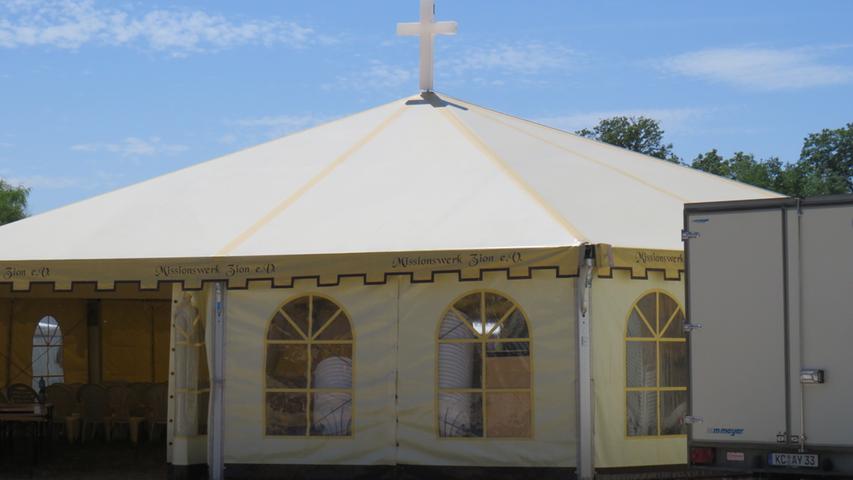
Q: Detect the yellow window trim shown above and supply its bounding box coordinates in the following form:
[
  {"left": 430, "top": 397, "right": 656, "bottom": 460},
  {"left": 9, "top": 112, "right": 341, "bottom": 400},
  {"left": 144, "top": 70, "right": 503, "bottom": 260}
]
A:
[
  {"left": 624, "top": 289, "right": 688, "bottom": 438},
  {"left": 263, "top": 293, "right": 355, "bottom": 438},
  {"left": 435, "top": 289, "right": 535, "bottom": 440}
]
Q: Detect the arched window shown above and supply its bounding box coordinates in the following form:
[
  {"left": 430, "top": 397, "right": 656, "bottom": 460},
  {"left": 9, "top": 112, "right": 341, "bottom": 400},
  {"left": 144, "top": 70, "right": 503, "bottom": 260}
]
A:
[
  {"left": 32, "top": 315, "right": 64, "bottom": 390},
  {"left": 265, "top": 295, "right": 353, "bottom": 436},
  {"left": 625, "top": 290, "right": 687, "bottom": 437},
  {"left": 437, "top": 291, "right": 532, "bottom": 438}
]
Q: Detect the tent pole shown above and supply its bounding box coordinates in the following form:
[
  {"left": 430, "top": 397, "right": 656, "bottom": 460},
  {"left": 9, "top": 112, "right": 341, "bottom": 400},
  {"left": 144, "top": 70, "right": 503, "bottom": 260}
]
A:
[
  {"left": 5, "top": 299, "right": 13, "bottom": 388},
  {"left": 576, "top": 245, "right": 595, "bottom": 480},
  {"left": 209, "top": 282, "right": 226, "bottom": 480}
]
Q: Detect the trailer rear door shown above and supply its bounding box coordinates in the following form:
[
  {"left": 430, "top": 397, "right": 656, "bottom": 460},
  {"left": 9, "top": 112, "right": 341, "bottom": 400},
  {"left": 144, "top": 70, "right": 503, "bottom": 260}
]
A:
[
  {"left": 686, "top": 208, "right": 788, "bottom": 444},
  {"left": 798, "top": 203, "right": 853, "bottom": 446}
]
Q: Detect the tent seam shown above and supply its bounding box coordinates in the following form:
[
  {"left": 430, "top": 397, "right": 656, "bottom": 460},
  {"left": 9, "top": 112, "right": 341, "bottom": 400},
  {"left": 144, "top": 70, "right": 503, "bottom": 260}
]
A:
[
  {"left": 442, "top": 93, "right": 781, "bottom": 198},
  {"left": 463, "top": 103, "right": 691, "bottom": 204},
  {"left": 436, "top": 106, "right": 589, "bottom": 243},
  {"left": 11, "top": 97, "right": 419, "bottom": 227},
  {"left": 215, "top": 104, "right": 408, "bottom": 256}
]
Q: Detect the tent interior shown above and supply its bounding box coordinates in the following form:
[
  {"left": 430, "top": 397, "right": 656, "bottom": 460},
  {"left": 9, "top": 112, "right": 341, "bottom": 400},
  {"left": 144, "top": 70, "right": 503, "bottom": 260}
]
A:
[{"left": 0, "top": 283, "right": 175, "bottom": 475}]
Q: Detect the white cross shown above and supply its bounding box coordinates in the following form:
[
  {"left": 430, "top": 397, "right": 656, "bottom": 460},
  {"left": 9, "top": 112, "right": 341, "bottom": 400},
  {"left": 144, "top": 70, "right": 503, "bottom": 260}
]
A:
[{"left": 397, "top": 0, "right": 458, "bottom": 92}]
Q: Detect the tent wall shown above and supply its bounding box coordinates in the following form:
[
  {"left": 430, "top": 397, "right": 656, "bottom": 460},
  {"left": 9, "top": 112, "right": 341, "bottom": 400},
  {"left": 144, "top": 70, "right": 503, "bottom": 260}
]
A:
[
  {"left": 4, "top": 299, "right": 88, "bottom": 387},
  {"left": 0, "top": 285, "right": 172, "bottom": 390},
  {"left": 101, "top": 300, "right": 171, "bottom": 383},
  {"left": 396, "top": 270, "right": 576, "bottom": 467},
  {"left": 221, "top": 269, "right": 577, "bottom": 468},
  {"left": 591, "top": 268, "right": 686, "bottom": 468},
  {"left": 224, "top": 277, "right": 398, "bottom": 465}
]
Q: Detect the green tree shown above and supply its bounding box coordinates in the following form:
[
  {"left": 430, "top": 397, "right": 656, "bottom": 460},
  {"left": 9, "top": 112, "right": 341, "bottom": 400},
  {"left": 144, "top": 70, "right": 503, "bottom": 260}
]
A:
[
  {"left": 691, "top": 123, "right": 852, "bottom": 197},
  {"left": 576, "top": 116, "right": 680, "bottom": 163},
  {"left": 0, "top": 179, "right": 29, "bottom": 225},
  {"left": 690, "top": 150, "right": 791, "bottom": 194},
  {"left": 691, "top": 149, "right": 729, "bottom": 177},
  {"left": 798, "top": 123, "right": 852, "bottom": 195}
]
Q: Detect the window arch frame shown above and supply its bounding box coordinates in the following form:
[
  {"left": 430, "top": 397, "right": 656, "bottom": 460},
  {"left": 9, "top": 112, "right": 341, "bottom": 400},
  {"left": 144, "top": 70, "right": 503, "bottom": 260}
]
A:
[
  {"left": 263, "top": 293, "right": 355, "bottom": 438},
  {"left": 435, "top": 289, "right": 534, "bottom": 439},
  {"left": 32, "top": 315, "right": 65, "bottom": 390},
  {"left": 624, "top": 289, "right": 688, "bottom": 438}
]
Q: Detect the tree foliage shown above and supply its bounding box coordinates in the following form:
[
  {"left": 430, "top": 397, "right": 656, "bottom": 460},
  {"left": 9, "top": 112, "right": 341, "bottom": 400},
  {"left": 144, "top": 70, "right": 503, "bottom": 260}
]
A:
[
  {"left": 797, "top": 123, "right": 852, "bottom": 195},
  {"left": 578, "top": 115, "right": 852, "bottom": 197},
  {"left": 691, "top": 149, "right": 791, "bottom": 193},
  {"left": 690, "top": 124, "right": 852, "bottom": 197},
  {"left": 576, "top": 116, "right": 680, "bottom": 163},
  {"left": 0, "top": 179, "right": 29, "bottom": 225}
]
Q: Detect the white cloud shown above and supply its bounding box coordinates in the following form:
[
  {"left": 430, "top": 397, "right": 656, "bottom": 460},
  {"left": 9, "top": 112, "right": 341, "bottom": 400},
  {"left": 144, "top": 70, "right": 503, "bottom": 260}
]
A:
[
  {"left": 71, "top": 137, "right": 187, "bottom": 157},
  {"left": 5, "top": 174, "right": 81, "bottom": 189},
  {"left": 0, "top": 0, "right": 321, "bottom": 55},
  {"left": 323, "top": 60, "right": 416, "bottom": 91},
  {"left": 224, "top": 113, "right": 330, "bottom": 143},
  {"left": 537, "top": 108, "right": 708, "bottom": 133},
  {"left": 217, "top": 133, "right": 238, "bottom": 145},
  {"left": 327, "top": 42, "right": 577, "bottom": 92},
  {"left": 662, "top": 46, "right": 853, "bottom": 90},
  {"left": 4, "top": 169, "right": 126, "bottom": 190},
  {"left": 439, "top": 42, "right": 578, "bottom": 76}
]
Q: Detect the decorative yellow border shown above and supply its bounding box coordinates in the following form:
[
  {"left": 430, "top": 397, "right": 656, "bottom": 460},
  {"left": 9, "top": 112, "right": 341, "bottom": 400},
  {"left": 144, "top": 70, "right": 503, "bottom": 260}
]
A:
[
  {"left": 434, "top": 289, "right": 535, "bottom": 440},
  {"left": 623, "top": 289, "right": 687, "bottom": 439},
  {"left": 0, "top": 246, "right": 579, "bottom": 292},
  {"left": 262, "top": 293, "right": 355, "bottom": 439},
  {"left": 596, "top": 245, "right": 684, "bottom": 281}
]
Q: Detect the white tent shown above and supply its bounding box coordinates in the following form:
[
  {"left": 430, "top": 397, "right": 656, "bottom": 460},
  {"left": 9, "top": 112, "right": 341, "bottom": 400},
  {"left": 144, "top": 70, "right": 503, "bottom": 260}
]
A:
[
  {"left": 0, "top": 93, "right": 772, "bottom": 262},
  {"left": 0, "top": 92, "right": 779, "bottom": 478}
]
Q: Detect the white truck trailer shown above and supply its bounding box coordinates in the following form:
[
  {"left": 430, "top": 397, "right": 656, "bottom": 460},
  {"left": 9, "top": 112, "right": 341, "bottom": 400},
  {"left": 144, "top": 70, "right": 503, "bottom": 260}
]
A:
[{"left": 684, "top": 194, "right": 853, "bottom": 476}]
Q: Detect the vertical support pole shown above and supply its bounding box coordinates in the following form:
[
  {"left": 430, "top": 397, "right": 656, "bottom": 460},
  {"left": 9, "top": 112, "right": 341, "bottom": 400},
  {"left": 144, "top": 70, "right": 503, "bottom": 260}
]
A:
[
  {"left": 150, "top": 302, "right": 156, "bottom": 383},
  {"left": 576, "top": 246, "right": 595, "bottom": 480},
  {"left": 209, "top": 282, "right": 226, "bottom": 480},
  {"left": 167, "top": 286, "right": 179, "bottom": 466},
  {"left": 86, "top": 300, "right": 102, "bottom": 384},
  {"left": 5, "top": 300, "right": 14, "bottom": 388}
]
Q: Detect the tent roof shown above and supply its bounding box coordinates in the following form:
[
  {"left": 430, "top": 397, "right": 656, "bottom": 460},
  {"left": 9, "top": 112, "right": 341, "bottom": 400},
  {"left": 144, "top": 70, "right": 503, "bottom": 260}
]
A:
[{"left": 0, "top": 93, "right": 779, "bottom": 261}]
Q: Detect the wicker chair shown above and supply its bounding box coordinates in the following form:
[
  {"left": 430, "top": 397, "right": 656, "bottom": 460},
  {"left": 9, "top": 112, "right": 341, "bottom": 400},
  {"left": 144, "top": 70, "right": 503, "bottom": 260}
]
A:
[
  {"left": 6, "top": 383, "right": 38, "bottom": 403},
  {"left": 78, "top": 384, "right": 111, "bottom": 442},
  {"left": 45, "top": 384, "right": 80, "bottom": 443},
  {"left": 144, "top": 383, "right": 168, "bottom": 441},
  {"left": 128, "top": 383, "right": 151, "bottom": 414},
  {"left": 107, "top": 384, "right": 145, "bottom": 444}
]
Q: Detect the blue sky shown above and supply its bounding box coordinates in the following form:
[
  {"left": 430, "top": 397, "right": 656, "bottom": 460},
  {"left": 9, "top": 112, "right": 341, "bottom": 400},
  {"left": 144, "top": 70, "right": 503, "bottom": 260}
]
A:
[{"left": 1, "top": 0, "right": 851, "bottom": 214}]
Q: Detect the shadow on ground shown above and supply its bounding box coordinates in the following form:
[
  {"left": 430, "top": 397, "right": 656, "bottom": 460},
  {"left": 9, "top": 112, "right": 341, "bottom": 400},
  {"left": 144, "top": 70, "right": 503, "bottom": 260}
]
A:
[{"left": 0, "top": 437, "right": 166, "bottom": 480}]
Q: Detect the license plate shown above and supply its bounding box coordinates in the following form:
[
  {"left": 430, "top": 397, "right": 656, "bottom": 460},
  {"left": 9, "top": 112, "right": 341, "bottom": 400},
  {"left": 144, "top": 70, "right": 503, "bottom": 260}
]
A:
[{"left": 768, "top": 452, "right": 819, "bottom": 468}]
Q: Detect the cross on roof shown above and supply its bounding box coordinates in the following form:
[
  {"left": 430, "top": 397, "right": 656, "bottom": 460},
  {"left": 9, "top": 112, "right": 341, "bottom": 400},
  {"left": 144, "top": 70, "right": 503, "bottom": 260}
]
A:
[{"left": 397, "top": 0, "right": 458, "bottom": 92}]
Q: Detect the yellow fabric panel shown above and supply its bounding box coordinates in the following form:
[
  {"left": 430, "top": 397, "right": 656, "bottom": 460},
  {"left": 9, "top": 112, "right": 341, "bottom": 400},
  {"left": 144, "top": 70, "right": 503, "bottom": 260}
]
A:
[
  {"left": 0, "top": 299, "right": 10, "bottom": 386},
  {"left": 7, "top": 299, "right": 87, "bottom": 386},
  {"left": 591, "top": 269, "right": 687, "bottom": 468},
  {"left": 101, "top": 300, "right": 153, "bottom": 382},
  {"left": 397, "top": 271, "right": 576, "bottom": 467},
  {"left": 223, "top": 278, "right": 397, "bottom": 465},
  {"left": 152, "top": 301, "right": 172, "bottom": 383}
]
